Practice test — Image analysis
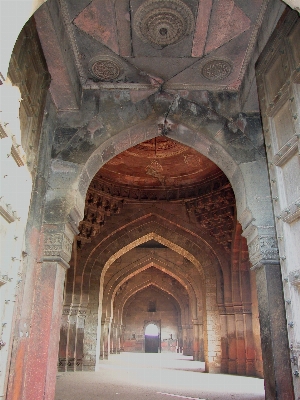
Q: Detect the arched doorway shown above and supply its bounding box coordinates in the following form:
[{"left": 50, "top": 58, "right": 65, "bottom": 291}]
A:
[
  {"left": 3, "top": 3, "right": 299, "bottom": 399},
  {"left": 144, "top": 323, "right": 160, "bottom": 353}
]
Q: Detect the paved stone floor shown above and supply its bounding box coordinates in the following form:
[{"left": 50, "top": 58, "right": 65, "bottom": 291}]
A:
[{"left": 55, "top": 353, "right": 265, "bottom": 400}]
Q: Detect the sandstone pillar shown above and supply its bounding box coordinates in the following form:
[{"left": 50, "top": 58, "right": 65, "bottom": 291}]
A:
[
  {"left": 192, "top": 319, "right": 204, "bottom": 361},
  {"left": 227, "top": 312, "right": 237, "bottom": 374},
  {"left": 7, "top": 223, "right": 75, "bottom": 400},
  {"left": 245, "top": 227, "right": 295, "bottom": 399},
  {"left": 58, "top": 306, "right": 70, "bottom": 372},
  {"left": 100, "top": 318, "right": 111, "bottom": 360},
  {"left": 116, "top": 324, "right": 121, "bottom": 354},
  {"left": 182, "top": 325, "right": 188, "bottom": 356},
  {"left": 234, "top": 309, "right": 246, "bottom": 376},
  {"left": 120, "top": 324, "right": 125, "bottom": 352},
  {"left": 74, "top": 307, "right": 86, "bottom": 370},
  {"left": 178, "top": 326, "right": 183, "bottom": 353},
  {"left": 219, "top": 312, "right": 228, "bottom": 373}
]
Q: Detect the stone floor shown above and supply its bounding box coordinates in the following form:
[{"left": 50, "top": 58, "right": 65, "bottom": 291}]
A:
[{"left": 55, "top": 353, "right": 265, "bottom": 400}]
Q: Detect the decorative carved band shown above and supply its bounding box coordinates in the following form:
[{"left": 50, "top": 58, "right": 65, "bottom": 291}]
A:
[{"left": 91, "top": 172, "right": 228, "bottom": 202}]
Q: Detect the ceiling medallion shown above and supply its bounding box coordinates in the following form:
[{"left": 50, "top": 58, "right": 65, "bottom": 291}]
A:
[
  {"left": 89, "top": 56, "right": 122, "bottom": 81},
  {"left": 134, "top": 0, "right": 194, "bottom": 47},
  {"left": 201, "top": 59, "right": 233, "bottom": 81}
]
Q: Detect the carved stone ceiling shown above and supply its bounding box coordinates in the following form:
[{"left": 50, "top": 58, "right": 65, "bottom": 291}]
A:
[
  {"left": 58, "top": 0, "right": 264, "bottom": 91},
  {"left": 99, "top": 137, "right": 220, "bottom": 187}
]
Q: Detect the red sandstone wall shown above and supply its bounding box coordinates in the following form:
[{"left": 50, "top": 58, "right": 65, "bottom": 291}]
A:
[{"left": 123, "top": 287, "right": 179, "bottom": 352}]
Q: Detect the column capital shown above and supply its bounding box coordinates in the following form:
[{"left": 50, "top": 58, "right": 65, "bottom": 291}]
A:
[
  {"left": 42, "top": 222, "right": 77, "bottom": 267},
  {"left": 241, "top": 222, "right": 279, "bottom": 268}
]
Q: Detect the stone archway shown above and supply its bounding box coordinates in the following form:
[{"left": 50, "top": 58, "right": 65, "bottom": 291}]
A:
[{"left": 3, "top": 3, "right": 298, "bottom": 399}]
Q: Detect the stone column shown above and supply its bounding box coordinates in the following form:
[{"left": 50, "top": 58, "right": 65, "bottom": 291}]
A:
[
  {"left": 182, "top": 325, "right": 188, "bottom": 356},
  {"left": 234, "top": 307, "right": 246, "bottom": 376},
  {"left": 75, "top": 307, "right": 86, "bottom": 371},
  {"left": 58, "top": 306, "right": 71, "bottom": 372},
  {"left": 245, "top": 226, "right": 295, "bottom": 399},
  {"left": 120, "top": 324, "right": 125, "bottom": 352},
  {"left": 177, "top": 326, "right": 183, "bottom": 353},
  {"left": 192, "top": 319, "right": 204, "bottom": 361},
  {"left": 66, "top": 306, "right": 79, "bottom": 371},
  {"left": 219, "top": 312, "right": 229, "bottom": 373},
  {"left": 100, "top": 318, "right": 111, "bottom": 360},
  {"left": 7, "top": 222, "right": 75, "bottom": 400},
  {"left": 115, "top": 324, "right": 121, "bottom": 354}
]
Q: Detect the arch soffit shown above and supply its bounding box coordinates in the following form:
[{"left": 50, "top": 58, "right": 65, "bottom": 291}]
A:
[
  {"left": 102, "top": 259, "right": 198, "bottom": 319},
  {"left": 49, "top": 114, "right": 274, "bottom": 253},
  {"left": 78, "top": 223, "right": 226, "bottom": 307},
  {"left": 81, "top": 216, "right": 224, "bottom": 284},
  {"left": 76, "top": 207, "right": 231, "bottom": 276},
  {"left": 104, "top": 254, "right": 199, "bottom": 302},
  {"left": 118, "top": 280, "right": 184, "bottom": 321}
]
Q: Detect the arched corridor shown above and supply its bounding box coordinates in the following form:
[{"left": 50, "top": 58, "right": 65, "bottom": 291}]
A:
[
  {"left": 1, "top": 1, "right": 300, "bottom": 400},
  {"left": 58, "top": 138, "right": 262, "bottom": 377}
]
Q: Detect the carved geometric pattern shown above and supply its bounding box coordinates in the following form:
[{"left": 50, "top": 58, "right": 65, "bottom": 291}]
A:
[
  {"left": 201, "top": 59, "right": 233, "bottom": 81},
  {"left": 134, "top": 0, "right": 194, "bottom": 47}
]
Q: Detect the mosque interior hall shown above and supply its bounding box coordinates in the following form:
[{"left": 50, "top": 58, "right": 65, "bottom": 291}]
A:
[{"left": 0, "top": 1, "right": 300, "bottom": 399}]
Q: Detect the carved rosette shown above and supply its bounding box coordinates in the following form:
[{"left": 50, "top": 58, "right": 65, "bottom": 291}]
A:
[
  {"left": 43, "top": 224, "right": 75, "bottom": 266},
  {"left": 89, "top": 56, "right": 122, "bottom": 81},
  {"left": 134, "top": 0, "right": 194, "bottom": 47},
  {"left": 201, "top": 59, "right": 233, "bottom": 81}
]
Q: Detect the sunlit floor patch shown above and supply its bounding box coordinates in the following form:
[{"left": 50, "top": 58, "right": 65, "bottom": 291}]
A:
[
  {"left": 157, "top": 392, "right": 206, "bottom": 399},
  {"left": 55, "top": 353, "right": 265, "bottom": 400}
]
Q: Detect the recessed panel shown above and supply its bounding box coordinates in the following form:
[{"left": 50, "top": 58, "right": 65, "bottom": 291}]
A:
[
  {"left": 272, "top": 100, "right": 295, "bottom": 150},
  {"left": 265, "top": 55, "right": 286, "bottom": 101}
]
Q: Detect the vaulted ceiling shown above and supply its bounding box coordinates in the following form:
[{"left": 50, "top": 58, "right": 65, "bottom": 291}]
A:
[{"left": 35, "top": 0, "right": 283, "bottom": 112}]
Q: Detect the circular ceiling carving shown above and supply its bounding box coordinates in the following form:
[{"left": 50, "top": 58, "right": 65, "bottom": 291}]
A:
[
  {"left": 100, "top": 137, "right": 220, "bottom": 187},
  {"left": 201, "top": 59, "right": 233, "bottom": 81},
  {"left": 89, "top": 56, "right": 122, "bottom": 81},
  {"left": 133, "top": 0, "right": 194, "bottom": 47}
]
